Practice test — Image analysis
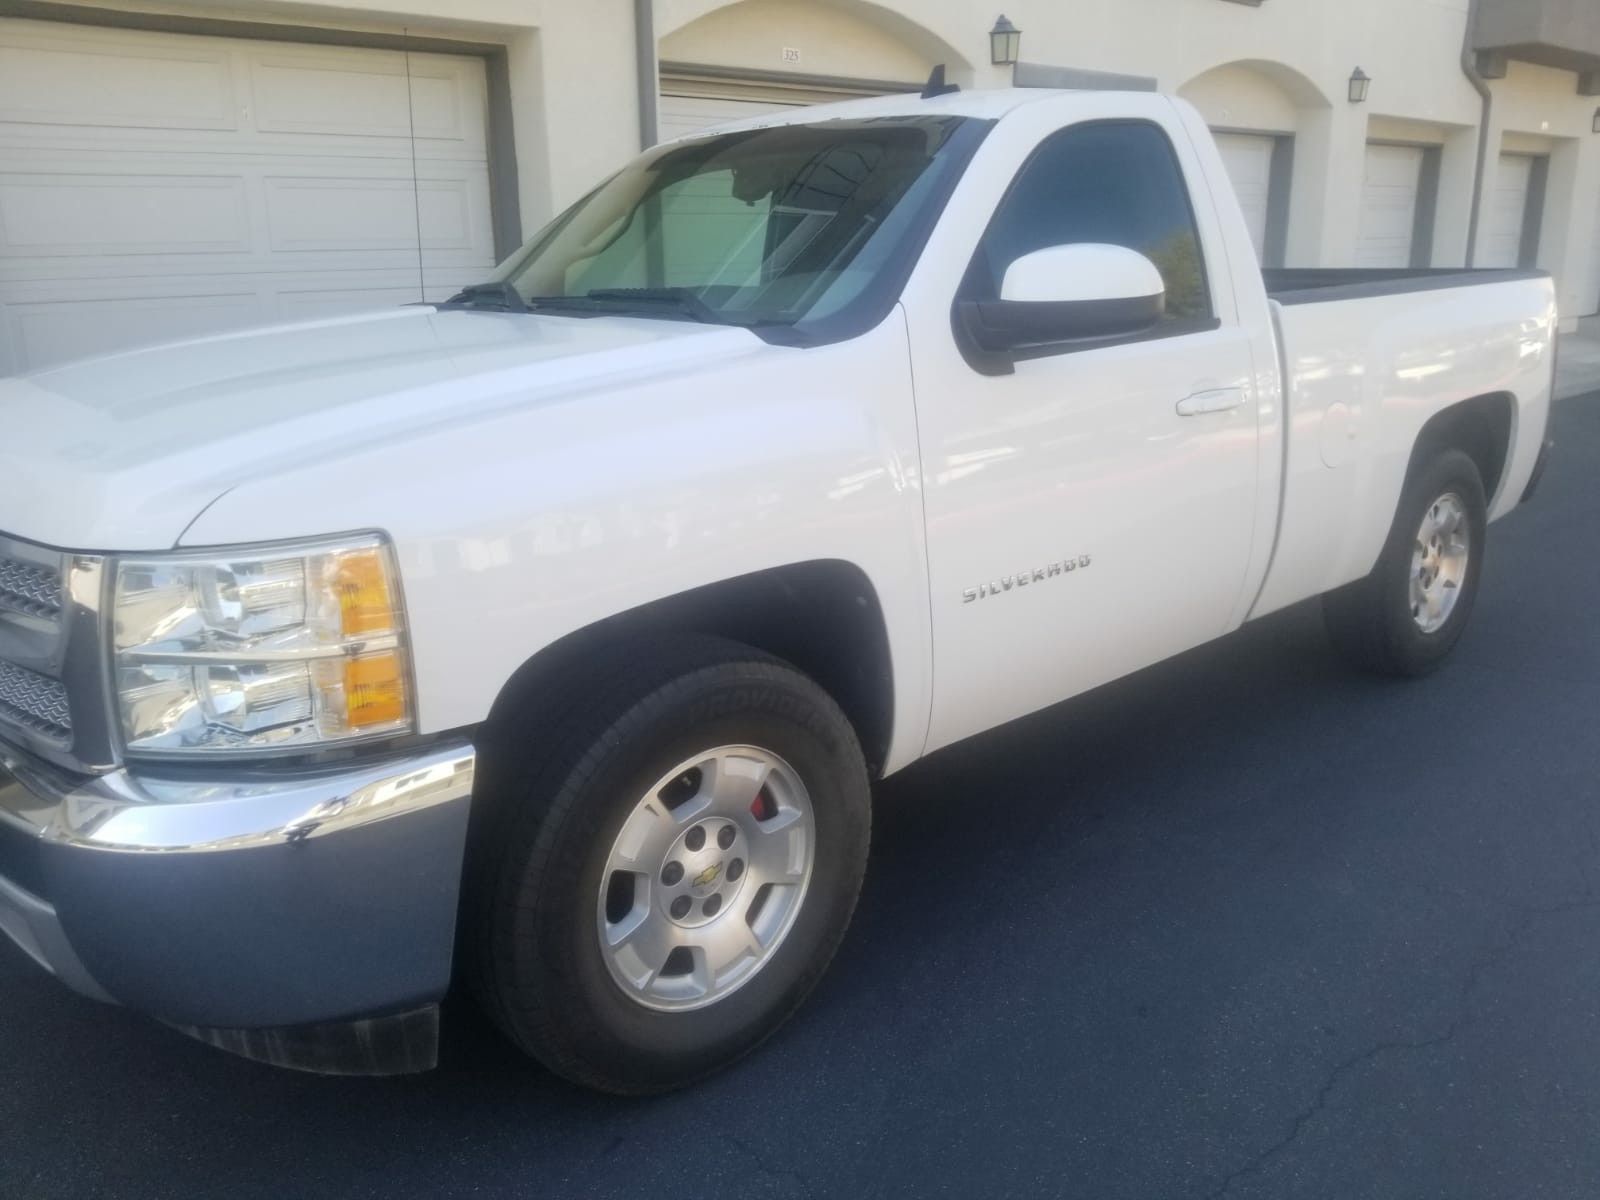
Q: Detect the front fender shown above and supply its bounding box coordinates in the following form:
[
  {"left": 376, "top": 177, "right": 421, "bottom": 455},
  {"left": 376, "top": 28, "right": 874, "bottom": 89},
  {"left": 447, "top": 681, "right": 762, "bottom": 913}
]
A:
[{"left": 179, "top": 312, "right": 933, "bottom": 774}]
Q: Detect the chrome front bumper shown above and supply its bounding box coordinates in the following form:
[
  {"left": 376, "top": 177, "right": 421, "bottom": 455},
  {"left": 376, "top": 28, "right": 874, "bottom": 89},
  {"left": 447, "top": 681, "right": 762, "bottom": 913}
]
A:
[{"left": 0, "top": 736, "right": 474, "bottom": 1068}]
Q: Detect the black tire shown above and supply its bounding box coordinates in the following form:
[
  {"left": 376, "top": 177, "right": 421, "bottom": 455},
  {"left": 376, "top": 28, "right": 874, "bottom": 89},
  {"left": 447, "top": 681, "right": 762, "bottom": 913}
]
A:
[
  {"left": 464, "top": 634, "right": 870, "bottom": 1094},
  {"left": 1322, "top": 447, "right": 1487, "bottom": 676}
]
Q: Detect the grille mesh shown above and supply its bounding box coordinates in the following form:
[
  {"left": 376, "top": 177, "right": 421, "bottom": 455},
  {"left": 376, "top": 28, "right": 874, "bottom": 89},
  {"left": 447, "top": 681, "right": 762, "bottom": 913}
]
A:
[
  {"left": 0, "top": 659, "right": 71, "bottom": 741},
  {"left": 0, "top": 556, "right": 62, "bottom": 619}
]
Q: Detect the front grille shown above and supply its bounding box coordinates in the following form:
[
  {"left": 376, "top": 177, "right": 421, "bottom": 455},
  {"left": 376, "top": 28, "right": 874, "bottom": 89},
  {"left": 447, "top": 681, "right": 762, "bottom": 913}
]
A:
[
  {"left": 0, "top": 659, "right": 72, "bottom": 742},
  {"left": 0, "top": 533, "right": 112, "bottom": 769},
  {"left": 0, "top": 556, "right": 62, "bottom": 619}
]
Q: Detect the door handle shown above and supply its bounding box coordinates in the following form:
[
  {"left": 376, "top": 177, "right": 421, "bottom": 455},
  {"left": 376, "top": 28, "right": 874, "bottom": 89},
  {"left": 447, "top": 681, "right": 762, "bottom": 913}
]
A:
[{"left": 1176, "top": 387, "right": 1245, "bottom": 417}]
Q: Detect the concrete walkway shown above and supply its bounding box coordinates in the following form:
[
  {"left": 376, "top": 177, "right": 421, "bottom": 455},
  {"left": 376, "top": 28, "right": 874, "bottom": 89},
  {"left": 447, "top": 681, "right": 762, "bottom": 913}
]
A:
[{"left": 1557, "top": 316, "right": 1600, "bottom": 400}]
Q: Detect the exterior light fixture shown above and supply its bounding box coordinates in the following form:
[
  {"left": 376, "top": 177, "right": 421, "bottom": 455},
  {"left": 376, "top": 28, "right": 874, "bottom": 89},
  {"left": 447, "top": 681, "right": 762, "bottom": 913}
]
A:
[
  {"left": 1348, "top": 67, "right": 1371, "bottom": 103},
  {"left": 1593, "top": 107, "right": 1600, "bottom": 134},
  {"left": 990, "top": 15, "right": 1021, "bottom": 67}
]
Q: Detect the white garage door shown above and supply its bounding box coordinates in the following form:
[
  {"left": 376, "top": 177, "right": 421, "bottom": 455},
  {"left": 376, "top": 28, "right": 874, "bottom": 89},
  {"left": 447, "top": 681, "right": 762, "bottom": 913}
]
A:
[
  {"left": 1213, "top": 133, "right": 1275, "bottom": 262},
  {"left": 657, "top": 74, "right": 907, "bottom": 143},
  {"left": 657, "top": 94, "right": 805, "bottom": 142},
  {"left": 0, "top": 18, "right": 497, "bottom": 375},
  {"left": 1355, "top": 144, "right": 1425, "bottom": 268},
  {"left": 1479, "top": 153, "right": 1536, "bottom": 269}
]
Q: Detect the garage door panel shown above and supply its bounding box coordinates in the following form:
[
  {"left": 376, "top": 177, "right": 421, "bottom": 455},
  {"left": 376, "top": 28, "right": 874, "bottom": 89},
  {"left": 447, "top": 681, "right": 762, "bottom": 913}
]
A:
[
  {"left": 0, "top": 25, "right": 483, "bottom": 147},
  {"left": 249, "top": 55, "right": 478, "bottom": 144},
  {"left": 274, "top": 276, "right": 479, "bottom": 319},
  {"left": 1356, "top": 144, "right": 1424, "bottom": 269},
  {"left": 0, "top": 266, "right": 480, "bottom": 374},
  {"left": 417, "top": 177, "right": 485, "bottom": 254},
  {"left": 0, "top": 33, "right": 236, "bottom": 131},
  {"left": 402, "top": 72, "right": 473, "bottom": 142},
  {"left": 3, "top": 292, "right": 261, "bottom": 374},
  {"left": 657, "top": 94, "right": 800, "bottom": 142},
  {"left": 0, "top": 117, "right": 488, "bottom": 163},
  {"left": 1479, "top": 154, "right": 1534, "bottom": 270},
  {"left": 0, "top": 161, "right": 493, "bottom": 273},
  {"left": 1, "top": 245, "right": 491, "bottom": 287},
  {"left": 1212, "top": 133, "right": 1274, "bottom": 261},
  {"left": 263, "top": 176, "right": 481, "bottom": 254},
  {"left": 0, "top": 173, "right": 249, "bottom": 256},
  {"left": 275, "top": 285, "right": 437, "bottom": 320},
  {"left": 657, "top": 72, "right": 908, "bottom": 143},
  {"left": 0, "top": 17, "right": 497, "bottom": 373}
]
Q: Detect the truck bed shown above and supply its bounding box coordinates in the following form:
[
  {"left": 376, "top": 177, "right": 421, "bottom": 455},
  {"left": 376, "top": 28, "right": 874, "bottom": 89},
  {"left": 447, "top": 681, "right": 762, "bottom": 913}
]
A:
[
  {"left": 1248, "top": 268, "right": 1556, "bottom": 622},
  {"left": 1263, "top": 267, "right": 1548, "bottom": 306}
]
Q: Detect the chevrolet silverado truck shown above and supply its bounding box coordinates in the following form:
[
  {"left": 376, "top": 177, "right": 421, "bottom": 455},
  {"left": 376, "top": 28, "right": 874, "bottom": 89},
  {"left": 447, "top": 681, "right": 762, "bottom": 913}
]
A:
[{"left": 0, "top": 86, "right": 1555, "bottom": 1093}]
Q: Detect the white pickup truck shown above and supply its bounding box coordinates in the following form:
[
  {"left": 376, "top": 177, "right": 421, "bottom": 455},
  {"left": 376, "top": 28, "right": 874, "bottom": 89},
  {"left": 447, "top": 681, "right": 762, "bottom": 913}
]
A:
[{"left": 0, "top": 86, "right": 1556, "bottom": 1092}]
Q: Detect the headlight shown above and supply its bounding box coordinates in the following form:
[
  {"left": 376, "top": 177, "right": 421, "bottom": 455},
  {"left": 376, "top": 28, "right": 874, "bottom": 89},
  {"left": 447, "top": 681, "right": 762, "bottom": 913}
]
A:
[{"left": 112, "top": 534, "right": 413, "bottom": 755}]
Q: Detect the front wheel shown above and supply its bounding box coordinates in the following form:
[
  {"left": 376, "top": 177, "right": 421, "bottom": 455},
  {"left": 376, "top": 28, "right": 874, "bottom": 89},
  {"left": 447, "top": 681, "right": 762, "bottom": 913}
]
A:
[
  {"left": 1322, "top": 448, "right": 1487, "bottom": 676},
  {"left": 466, "top": 636, "right": 871, "bottom": 1094}
]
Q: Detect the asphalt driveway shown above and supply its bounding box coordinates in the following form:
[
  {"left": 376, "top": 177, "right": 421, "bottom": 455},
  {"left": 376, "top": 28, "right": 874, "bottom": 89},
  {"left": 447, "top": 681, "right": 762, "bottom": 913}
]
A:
[{"left": 4, "top": 391, "right": 1598, "bottom": 1200}]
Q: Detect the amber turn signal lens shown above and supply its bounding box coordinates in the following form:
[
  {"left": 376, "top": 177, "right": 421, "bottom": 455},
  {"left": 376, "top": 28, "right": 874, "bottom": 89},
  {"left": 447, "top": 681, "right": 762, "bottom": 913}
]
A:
[
  {"left": 333, "top": 548, "right": 397, "bottom": 637},
  {"left": 343, "top": 652, "right": 407, "bottom": 729}
]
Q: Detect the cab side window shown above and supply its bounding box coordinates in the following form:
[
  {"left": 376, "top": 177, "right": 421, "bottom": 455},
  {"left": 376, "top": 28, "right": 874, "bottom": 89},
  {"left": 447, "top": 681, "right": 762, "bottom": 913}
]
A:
[{"left": 971, "top": 121, "right": 1214, "bottom": 323}]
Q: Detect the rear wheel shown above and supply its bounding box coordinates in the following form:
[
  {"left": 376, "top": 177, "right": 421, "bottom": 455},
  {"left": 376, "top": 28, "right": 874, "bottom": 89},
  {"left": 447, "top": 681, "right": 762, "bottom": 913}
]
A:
[
  {"left": 1322, "top": 448, "right": 1487, "bottom": 676},
  {"left": 466, "top": 635, "right": 870, "bottom": 1094}
]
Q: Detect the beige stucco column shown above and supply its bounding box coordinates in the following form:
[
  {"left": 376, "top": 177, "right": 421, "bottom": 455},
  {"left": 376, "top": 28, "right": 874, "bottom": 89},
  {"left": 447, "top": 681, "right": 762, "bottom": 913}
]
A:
[{"left": 506, "top": 4, "right": 642, "bottom": 234}]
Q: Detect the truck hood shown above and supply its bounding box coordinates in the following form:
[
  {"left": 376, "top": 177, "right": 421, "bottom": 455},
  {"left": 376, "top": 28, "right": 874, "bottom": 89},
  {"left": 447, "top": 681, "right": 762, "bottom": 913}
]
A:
[{"left": 0, "top": 307, "right": 758, "bottom": 550}]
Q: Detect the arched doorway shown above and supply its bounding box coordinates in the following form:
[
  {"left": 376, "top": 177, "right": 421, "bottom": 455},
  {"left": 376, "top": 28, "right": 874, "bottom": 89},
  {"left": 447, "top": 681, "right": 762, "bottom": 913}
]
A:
[
  {"left": 654, "top": 0, "right": 967, "bottom": 140},
  {"left": 1179, "top": 60, "right": 1329, "bottom": 267}
]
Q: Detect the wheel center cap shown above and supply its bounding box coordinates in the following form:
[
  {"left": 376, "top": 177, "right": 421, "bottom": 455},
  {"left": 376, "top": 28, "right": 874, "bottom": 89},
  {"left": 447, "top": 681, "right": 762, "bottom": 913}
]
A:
[{"left": 659, "top": 818, "right": 750, "bottom": 928}]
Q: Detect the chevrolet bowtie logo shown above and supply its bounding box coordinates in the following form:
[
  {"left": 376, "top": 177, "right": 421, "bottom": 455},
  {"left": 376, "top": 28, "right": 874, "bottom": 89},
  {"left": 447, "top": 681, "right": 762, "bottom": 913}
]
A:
[{"left": 692, "top": 862, "right": 722, "bottom": 889}]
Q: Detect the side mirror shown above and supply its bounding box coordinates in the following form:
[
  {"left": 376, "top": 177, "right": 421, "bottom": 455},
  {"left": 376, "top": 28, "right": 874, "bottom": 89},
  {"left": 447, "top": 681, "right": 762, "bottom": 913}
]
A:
[{"left": 956, "top": 243, "right": 1166, "bottom": 354}]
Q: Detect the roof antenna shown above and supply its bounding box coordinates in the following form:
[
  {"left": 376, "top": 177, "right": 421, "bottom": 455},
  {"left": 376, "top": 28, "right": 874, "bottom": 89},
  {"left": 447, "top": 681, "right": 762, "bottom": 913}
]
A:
[
  {"left": 402, "top": 28, "right": 426, "bottom": 304},
  {"left": 921, "top": 64, "right": 960, "bottom": 99}
]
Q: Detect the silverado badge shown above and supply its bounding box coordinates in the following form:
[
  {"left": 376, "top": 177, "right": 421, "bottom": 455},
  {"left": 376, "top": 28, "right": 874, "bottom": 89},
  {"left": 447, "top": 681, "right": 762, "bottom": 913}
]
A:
[{"left": 962, "top": 555, "right": 1092, "bottom": 603}]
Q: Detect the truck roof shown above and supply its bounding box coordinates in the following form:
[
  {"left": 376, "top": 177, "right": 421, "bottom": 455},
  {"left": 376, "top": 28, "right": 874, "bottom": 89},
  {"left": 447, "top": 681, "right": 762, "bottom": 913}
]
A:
[{"left": 663, "top": 87, "right": 1142, "bottom": 141}]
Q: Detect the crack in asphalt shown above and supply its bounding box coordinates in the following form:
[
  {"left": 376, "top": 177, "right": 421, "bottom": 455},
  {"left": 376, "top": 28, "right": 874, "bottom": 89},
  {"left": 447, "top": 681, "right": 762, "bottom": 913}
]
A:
[
  {"left": 729, "top": 1133, "right": 811, "bottom": 1195},
  {"left": 1201, "top": 892, "right": 1600, "bottom": 1199}
]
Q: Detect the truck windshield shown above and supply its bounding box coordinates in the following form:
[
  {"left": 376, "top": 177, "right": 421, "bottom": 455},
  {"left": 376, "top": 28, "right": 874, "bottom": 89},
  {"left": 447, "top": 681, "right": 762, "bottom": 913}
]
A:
[{"left": 460, "top": 115, "right": 980, "bottom": 339}]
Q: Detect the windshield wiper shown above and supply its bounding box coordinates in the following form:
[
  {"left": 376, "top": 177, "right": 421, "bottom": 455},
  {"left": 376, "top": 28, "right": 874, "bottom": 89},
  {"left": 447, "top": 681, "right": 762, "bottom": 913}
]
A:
[
  {"left": 517, "top": 287, "right": 719, "bottom": 323},
  {"left": 510, "top": 287, "right": 783, "bottom": 329},
  {"left": 523, "top": 287, "right": 783, "bottom": 329},
  {"left": 445, "top": 282, "right": 773, "bottom": 328},
  {"left": 579, "top": 287, "right": 718, "bottom": 324},
  {"left": 439, "top": 281, "right": 527, "bottom": 312}
]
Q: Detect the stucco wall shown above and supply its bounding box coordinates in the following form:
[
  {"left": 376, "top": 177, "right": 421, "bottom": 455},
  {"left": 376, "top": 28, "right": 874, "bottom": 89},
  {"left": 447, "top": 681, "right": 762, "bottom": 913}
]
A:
[
  {"left": 14, "top": 0, "right": 1600, "bottom": 316},
  {"left": 660, "top": 0, "right": 934, "bottom": 82}
]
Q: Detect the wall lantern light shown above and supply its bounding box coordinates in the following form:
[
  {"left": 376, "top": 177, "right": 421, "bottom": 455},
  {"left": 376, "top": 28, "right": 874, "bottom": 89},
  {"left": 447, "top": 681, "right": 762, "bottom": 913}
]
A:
[
  {"left": 1593, "top": 107, "right": 1600, "bottom": 134},
  {"left": 990, "top": 15, "right": 1021, "bottom": 67},
  {"left": 1348, "top": 67, "right": 1371, "bottom": 104}
]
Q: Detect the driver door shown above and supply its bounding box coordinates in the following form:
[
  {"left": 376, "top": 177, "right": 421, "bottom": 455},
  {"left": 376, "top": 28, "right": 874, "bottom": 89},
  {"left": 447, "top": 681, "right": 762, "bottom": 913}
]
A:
[{"left": 909, "top": 113, "right": 1264, "bottom": 752}]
